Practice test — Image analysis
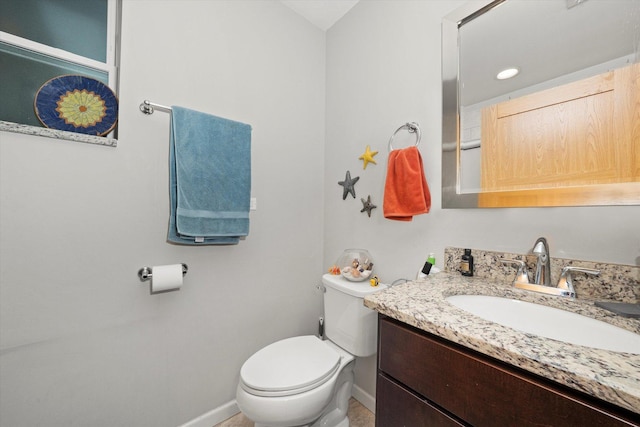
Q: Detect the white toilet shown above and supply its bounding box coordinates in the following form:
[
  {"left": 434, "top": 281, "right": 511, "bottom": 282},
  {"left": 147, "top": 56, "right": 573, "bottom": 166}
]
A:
[{"left": 236, "top": 274, "right": 387, "bottom": 427}]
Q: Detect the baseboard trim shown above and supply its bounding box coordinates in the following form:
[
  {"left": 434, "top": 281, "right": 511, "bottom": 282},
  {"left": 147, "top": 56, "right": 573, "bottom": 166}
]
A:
[
  {"left": 179, "top": 400, "right": 239, "bottom": 427},
  {"left": 181, "top": 387, "right": 376, "bottom": 427},
  {"left": 351, "top": 384, "right": 376, "bottom": 414}
]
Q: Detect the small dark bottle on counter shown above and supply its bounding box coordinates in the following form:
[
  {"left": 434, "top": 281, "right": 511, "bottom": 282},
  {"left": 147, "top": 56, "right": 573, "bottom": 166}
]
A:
[{"left": 461, "top": 249, "right": 474, "bottom": 276}]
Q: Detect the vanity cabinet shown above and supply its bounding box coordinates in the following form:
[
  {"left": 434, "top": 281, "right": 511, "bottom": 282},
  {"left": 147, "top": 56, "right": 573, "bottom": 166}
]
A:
[{"left": 376, "top": 315, "right": 640, "bottom": 427}]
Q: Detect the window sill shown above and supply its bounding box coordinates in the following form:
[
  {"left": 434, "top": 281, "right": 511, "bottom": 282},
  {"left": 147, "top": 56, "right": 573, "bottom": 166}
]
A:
[{"left": 0, "top": 120, "right": 117, "bottom": 147}]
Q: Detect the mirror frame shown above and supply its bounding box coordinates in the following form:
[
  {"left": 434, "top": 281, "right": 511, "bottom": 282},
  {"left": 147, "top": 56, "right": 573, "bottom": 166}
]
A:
[{"left": 441, "top": 0, "right": 640, "bottom": 208}]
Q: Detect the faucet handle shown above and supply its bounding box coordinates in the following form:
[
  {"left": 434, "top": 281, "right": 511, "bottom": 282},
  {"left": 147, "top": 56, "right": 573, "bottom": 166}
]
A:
[
  {"left": 556, "top": 266, "right": 600, "bottom": 295},
  {"left": 500, "top": 259, "right": 530, "bottom": 284}
]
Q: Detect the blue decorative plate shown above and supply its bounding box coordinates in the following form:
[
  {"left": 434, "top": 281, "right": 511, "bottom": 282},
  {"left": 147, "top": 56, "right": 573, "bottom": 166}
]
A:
[{"left": 34, "top": 75, "right": 118, "bottom": 136}]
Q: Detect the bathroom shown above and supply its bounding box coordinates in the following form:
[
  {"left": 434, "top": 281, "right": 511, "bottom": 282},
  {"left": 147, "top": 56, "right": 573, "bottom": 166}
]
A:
[{"left": 0, "top": 0, "right": 638, "bottom": 426}]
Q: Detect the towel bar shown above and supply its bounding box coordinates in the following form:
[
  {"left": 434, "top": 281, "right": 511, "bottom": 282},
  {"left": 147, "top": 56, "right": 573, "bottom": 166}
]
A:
[
  {"left": 388, "top": 122, "right": 421, "bottom": 152},
  {"left": 140, "top": 100, "right": 172, "bottom": 115},
  {"left": 138, "top": 263, "right": 188, "bottom": 281}
]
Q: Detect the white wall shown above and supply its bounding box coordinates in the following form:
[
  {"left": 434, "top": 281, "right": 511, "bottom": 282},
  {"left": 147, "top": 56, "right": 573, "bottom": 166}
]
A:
[
  {"left": 325, "top": 0, "right": 640, "bottom": 399},
  {"left": 0, "top": 1, "right": 325, "bottom": 426},
  {"left": 1, "top": 1, "right": 639, "bottom": 425}
]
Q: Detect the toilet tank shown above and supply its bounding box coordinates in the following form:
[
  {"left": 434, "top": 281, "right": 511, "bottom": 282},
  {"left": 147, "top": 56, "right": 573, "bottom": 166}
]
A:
[{"left": 321, "top": 274, "right": 388, "bottom": 357}]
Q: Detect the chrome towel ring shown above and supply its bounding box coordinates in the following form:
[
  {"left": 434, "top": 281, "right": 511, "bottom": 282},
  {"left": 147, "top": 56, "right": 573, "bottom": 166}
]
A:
[{"left": 388, "top": 122, "right": 421, "bottom": 152}]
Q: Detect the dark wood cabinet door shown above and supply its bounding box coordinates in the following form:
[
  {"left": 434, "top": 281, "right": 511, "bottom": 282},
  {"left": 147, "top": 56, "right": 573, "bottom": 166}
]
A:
[{"left": 377, "top": 316, "right": 640, "bottom": 427}]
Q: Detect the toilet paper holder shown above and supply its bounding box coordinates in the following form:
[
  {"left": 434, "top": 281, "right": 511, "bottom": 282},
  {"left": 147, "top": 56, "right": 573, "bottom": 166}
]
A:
[{"left": 138, "top": 264, "right": 188, "bottom": 282}]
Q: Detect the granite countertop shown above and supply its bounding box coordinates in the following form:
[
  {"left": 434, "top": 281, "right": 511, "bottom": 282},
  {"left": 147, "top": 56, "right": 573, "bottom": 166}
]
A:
[{"left": 364, "top": 273, "right": 640, "bottom": 414}]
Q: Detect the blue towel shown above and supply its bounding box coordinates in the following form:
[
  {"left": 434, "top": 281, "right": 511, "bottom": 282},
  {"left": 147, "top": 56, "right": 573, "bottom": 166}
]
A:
[{"left": 168, "top": 106, "right": 252, "bottom": 245}]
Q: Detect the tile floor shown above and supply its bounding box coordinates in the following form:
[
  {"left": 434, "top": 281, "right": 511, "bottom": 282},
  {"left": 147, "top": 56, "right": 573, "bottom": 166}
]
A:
[{"left": 214, "top": 398, "right": 374, "bottom": 427}]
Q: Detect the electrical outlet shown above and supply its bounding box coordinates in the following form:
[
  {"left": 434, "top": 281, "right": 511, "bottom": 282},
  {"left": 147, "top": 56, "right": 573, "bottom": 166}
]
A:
[{"left": 250, "top": 198, "right": 257, "bottom": 211}]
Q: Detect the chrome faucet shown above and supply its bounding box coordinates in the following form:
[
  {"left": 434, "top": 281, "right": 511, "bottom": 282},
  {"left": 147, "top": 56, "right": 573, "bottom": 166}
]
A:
[
  {"left": 531, "top": 237, "right": 551, "bottom": 287},
  {"left": 557, "top": 266, "right": 600, "bottom": 297},
  {"left": 500, "top": 237, "right": 600, "bottom": 298}
]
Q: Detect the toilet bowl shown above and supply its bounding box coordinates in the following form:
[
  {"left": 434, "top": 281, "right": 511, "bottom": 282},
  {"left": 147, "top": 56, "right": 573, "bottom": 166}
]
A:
[
  {"left": 236, "top": 273, "right": 387, "bottom": 427},
  {"left": 236, "top": 336, "right": 354, "bottom": 427}
]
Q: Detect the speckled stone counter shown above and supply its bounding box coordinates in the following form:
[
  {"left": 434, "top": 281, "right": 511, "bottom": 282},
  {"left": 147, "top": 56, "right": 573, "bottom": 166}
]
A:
[
  {"left": 0, "top": 120, "right": 117, "bottom": 147},
  {"left": 444, "top": 247, "right": 639, "bottom": 302},
  {"left": 364, "top": 273, "right": 640, "bottom": 414}
]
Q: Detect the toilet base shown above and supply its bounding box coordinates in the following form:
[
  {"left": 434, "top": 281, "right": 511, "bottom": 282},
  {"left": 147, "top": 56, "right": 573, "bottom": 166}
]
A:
[
  {"left": 249, "top": 362, "right": 353, "bottom": 427},
  {"left": 237, "top": 339, "right": 355, "bottom": 427},
  {"left": 255, "top": 418, "right": 349, "bottom": 427},
  {"left": 309, "top": 369, "right": 352, "bottom": 427}
]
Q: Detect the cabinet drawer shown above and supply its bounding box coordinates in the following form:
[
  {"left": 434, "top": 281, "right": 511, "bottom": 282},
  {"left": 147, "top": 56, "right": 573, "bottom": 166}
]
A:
[
  {"left": 378, "top": 316, "right": 639, "bottom": 427},
  {"left": 376, "top": 374, "right": 466, "bottom": 427}
]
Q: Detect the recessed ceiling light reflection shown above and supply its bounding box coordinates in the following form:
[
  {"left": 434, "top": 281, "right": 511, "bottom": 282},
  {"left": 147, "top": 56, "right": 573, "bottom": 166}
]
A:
[{"left": 496, "top": 67, "right": 520, "bottom": 80}]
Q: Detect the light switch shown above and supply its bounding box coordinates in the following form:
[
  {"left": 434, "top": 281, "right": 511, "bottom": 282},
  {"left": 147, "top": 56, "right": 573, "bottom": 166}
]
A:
[{"left": 250, "top": 198, "right": 257, "bottom": 211}]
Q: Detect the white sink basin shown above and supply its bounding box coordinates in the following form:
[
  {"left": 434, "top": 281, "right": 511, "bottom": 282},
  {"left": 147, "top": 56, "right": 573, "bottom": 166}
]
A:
[{"left": 446, "top": 295, "right": 640, "bottom": 354}]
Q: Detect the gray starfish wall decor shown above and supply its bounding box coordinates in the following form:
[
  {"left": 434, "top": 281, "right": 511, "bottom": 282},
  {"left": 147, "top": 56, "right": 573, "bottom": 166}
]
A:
[
  {"left": 360, "top": 195, "right": 377, "bottom": 217},
  {"left": 338, "top": 170, "right": 359, "bottom": 200}
]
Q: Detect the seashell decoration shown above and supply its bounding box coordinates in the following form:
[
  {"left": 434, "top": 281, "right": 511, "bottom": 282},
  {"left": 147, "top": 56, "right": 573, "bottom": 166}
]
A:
[{"left": 337, "top": 249, "right": 374, "bottom": 282}]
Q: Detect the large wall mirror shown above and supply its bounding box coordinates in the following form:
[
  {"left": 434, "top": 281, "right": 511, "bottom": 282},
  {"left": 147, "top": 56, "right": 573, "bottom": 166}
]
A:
[{"left": 442, "top": 0, "right": 640, "bottom": 208}]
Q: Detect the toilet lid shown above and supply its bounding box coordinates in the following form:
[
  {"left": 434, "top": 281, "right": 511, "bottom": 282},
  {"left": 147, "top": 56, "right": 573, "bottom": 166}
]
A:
[{"left": 240, "top": 336, "right": 341, "bottom": 396}]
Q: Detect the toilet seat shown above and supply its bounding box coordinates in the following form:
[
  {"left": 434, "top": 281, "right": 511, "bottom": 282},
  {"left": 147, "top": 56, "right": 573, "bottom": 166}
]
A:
[{"left": 240, "top": 336, "right": 341, "bottom": 397}]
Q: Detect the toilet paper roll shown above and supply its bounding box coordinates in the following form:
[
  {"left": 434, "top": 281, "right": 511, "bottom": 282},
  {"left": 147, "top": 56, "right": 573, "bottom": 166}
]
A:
[{"left": 151, "top": 264, "right": 183, "bottom": 293}]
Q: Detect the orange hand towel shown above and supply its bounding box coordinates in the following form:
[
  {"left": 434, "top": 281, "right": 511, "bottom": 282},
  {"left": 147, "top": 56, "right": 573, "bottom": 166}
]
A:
[{"left": 383, "top": 146, "right": 431, "bottom": 221}]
